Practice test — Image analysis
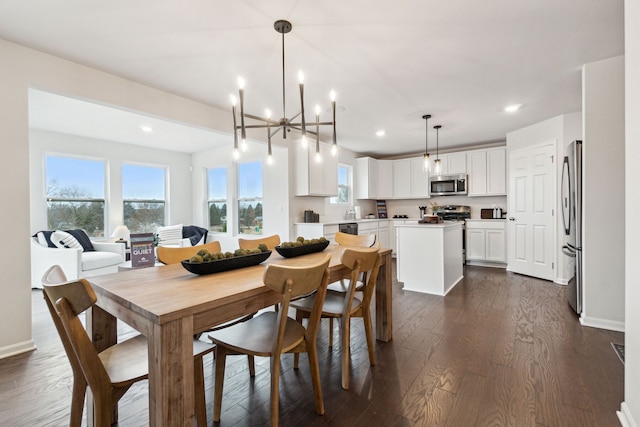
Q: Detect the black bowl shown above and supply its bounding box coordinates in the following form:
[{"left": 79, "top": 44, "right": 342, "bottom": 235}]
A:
[
  {"left": 181, "top": 250, "right": 271, "bottom": 275},
  {"left": 274, "top": 240, "right": 330, "bottom": 258}
]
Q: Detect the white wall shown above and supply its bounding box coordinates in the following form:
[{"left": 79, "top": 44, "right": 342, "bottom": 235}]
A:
[
  {"left": 621, "top": 0, "right": 639, "bottom": 424},
  {"left": 506, "top": 113, "right": 582, "bottom": 285},
  {"left": 29, "top": 129, "right": 193, "bottom": 236},
  {"left": 0, "top": 38, "right": 234, "bottom": 358},
  {"left": 191, "top": 140, "right": 289, "bottom": 251},
  {"left": 581, "top": 56, "right": 625, "bottom": 332},
  {"left": 386, "top": 195, "right": 507, "bottom": 220}
]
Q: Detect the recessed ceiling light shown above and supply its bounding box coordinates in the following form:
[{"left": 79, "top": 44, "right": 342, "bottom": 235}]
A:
[
  {"left": 139, "top": 125, "right": 153, "bottom": 133},
  {"left": 504, "top": 104, "right": 521, "bottom": 113},
  {"left": 376, "top": 130, "right": 385, "bottom": 137}
]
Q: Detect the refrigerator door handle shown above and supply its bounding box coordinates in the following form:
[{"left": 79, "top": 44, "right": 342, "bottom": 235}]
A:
[{"left": 561, "top": 156, "right": 571, "bottom": 235}]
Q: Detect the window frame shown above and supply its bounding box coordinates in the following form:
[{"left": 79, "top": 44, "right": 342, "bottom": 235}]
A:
[
  {"left": 330, "top": 163, "right": 352, "bottom": 205},
  {"left": 44, "top": 154, "right": 107, "bottom": 237},
  {"left": 207, "top": 166, "right": 228, "bottom": 234},
  {"left": 236, "top": 160, "right": 264, "bottom": 236},
  {"left": 121, "top": 162, "right": 168, "bottom": 233}
]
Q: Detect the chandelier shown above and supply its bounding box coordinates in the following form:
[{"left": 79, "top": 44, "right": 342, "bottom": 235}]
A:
[{"left": 230, "top": 19, "right": 337, "bottom": 164}]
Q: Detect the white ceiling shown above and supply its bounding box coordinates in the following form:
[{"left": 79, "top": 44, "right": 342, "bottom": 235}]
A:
[{"left": 1, "top": 0, "right": 624, "bottom": 156}]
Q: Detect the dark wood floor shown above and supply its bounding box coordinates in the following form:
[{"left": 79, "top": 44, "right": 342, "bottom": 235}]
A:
[{"left": 0, "top": 263, "right": 624, "bottom": 426}]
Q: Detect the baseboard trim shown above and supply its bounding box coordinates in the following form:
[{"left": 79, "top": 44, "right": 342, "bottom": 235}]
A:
[
  {"left": 0, "top": 340, "right": 36, "bottom": 359},
  {"left": 465, "top": 260, "right": 506, "bottom": 268},
  {"left": 618, "top": 402, "right": 639, "bottom": 427},
  {"left": 580, "top": 315, "right": 625, "bottom": 332}
]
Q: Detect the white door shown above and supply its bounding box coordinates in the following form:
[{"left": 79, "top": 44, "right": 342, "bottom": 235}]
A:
[{"left": 508, "top": 143, "right": 556, "bottom": 280}]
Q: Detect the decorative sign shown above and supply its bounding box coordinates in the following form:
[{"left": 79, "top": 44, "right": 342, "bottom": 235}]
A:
[
  {"left": 130, "top": 233, "right": 156, "bottom": 268},
  {"left": 376, "top": 200, "right": 388, "bottom": 219}
]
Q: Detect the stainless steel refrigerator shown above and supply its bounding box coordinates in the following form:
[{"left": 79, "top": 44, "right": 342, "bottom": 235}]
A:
[{"left": 561, "top": 140, "right": 582, "bottom": 314}]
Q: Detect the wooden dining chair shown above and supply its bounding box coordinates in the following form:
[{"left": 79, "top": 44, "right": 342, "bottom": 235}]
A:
[
  {"left": 208, "top": 254, "right": 332, "bottom": 427},
  {"left": 42, "top": 265, "right": 214, "bottom": 426},
  {"left": 334, "top": 231, "right": 376, "bottom": 248},
  {"left": 156, "top": 240, "right": 222, "bottom": 264},
  {"left": 291, "top": 245, "right": 382, "bottom": 390},
  {"left": 238, "top": 234, "right": 281, "bottom": 250},
  {"left": 325, "top": 233, "right": 378, "bottom": 348}
]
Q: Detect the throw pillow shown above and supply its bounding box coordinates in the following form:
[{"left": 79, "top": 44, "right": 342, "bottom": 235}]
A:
[
  {"left": 51, "top": 230, "right": 83, "bottom": 250},
  {"left": 156, "top": 224, "right": 184, "bottom": 246},
  {"left": 182, "top": 225, "right": 208, "bottom": 246},
  {"left": 33, "top": 231, "right": 56, "bottom": 248},
  {"left": 65, "top": 229, "right": 96, "bottom": 252}
]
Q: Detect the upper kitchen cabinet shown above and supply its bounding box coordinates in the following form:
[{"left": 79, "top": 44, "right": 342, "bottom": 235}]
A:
[
  {"left": 410, "top": 157, "right": 430, "bottom": 198},
  {"left": 393, "top": 158, "right": 412, "bottom": 199},
  {"left": 467, "top": 147, "right": 506, "bottom": 196},
  {"left": 355, "top": 157, "right": 378, "bottom": 199},
  {"left": 355, "top": 157, "right": 394, "bottom": 199},
  {"left": 428, "top": 152, "right": 467, "bottom": 177},
  {"left": 377, "top": 160, "right": 394, "bottom": 199},
  {"left": 293, "top": 141, "right": 338, "bottom": 196}
]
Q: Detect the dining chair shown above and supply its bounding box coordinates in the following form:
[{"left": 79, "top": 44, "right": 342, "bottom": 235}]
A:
[
  {"left": 238, "top": 234, "right": 281, "bottom": 250},
  {"left": 208, "top": 254, "right": 332, "bottom": 427},
  {"left": 156, "top": 240, "right": 222, "bottom": 264},
  {"left": 334, "top": 231, "right": 376, "bottom": 248},
  {"left": 325, "top": 233, "right": 378, "bottom": 348},
  {"left": 41, "top": 265, "right": 215, "bottom": 426},
  {"left": 291, "top": 245, "right": 382, "bottom": 390}
]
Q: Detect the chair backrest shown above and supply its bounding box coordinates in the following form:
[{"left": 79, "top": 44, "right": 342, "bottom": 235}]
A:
[
  {"left": 334, "top": 231, "right": 376, "bottom": 247},
  {"left": 157, "top": 240, "right": 222, "bottom": 264},
  {"left": 263, "top": 254, "right": 331, "bottom": 352},
  {"left": 238, "top": 234, "right": 281, "bottom": 250},
  {"left": 42, "top": 278, "right": 113, "bottom": 398},
  {"left": 340, "top": 243, "right": 382, "bottom": 309},
  {"left": 41, "top": 265, "right": 86, "bottom": 385}
]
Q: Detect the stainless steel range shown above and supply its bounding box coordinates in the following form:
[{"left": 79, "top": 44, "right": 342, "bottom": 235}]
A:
[{"left": 433, "top": 205, "right": 470, "bottom": 263}]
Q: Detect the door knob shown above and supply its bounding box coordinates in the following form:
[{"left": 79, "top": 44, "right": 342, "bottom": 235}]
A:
[{"left": 509, "top": 217, "right": 516, "bottom": 221}]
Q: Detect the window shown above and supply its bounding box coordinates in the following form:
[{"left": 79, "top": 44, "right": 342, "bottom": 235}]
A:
[
  {"left": 45, "top": 155, "right": 106, "bottom": 237},
  {"left": 237, "top": 161, "right": 263, "bottom": 235},
  {"left": 330, "top": 164, "right": 351, "bottom": 204},
  {"left": 207, "top": 167, "right": 227, "bottom": 233},
  {"left": 122, "top": 164, "right": 166, "bottom": 233}
]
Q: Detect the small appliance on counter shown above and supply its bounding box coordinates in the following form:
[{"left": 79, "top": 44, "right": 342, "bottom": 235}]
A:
[
  {"left": 481, "top": 207, "right": 506, "bottom": 219},
  {"left": 303, "top": 210, "right": 320, "bottom": 223}
]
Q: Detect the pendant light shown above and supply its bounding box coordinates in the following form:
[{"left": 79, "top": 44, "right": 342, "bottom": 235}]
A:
[
  {"left": 434, "top": 125, "right": 442, "bottom": 176},
  {"left": 422, "top": 114, "right": 431, "bottom": 171}
]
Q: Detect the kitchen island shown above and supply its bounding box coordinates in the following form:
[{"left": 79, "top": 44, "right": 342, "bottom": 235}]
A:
[{"left": 396, "top": 222, "right": 463, "bottom": 296}]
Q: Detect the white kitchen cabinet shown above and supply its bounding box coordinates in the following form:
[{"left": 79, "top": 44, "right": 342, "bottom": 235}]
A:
[
  {"left": 293, "top": 142, "right": 338, "bottom": 197},
  {"left": 410, "top": 157, "right": 430, "bottom": 198},
  {"left": 356, "top": 158, "right": 395, "bottom": 200},
  {"left": 465, "top": 220, "right": 506, "bottom": 265},
  {"left": 486, "top": 147, "right": 507, "bottom": 195},
  {"left": 393, "top": 159, "right": 412, "bottom": 199},
  {"left": 377, "top": 220, "right": 389, "bottom": 249},
  {"left": 467, "top": 147, "right": 506, "bottom": 196},
  {"left": 447, "top": 152, "right": 467, "bottom": 174},
  {"left": 377, "top": 160, "right": 394, "bottom": 199},
  {"left": 358, "top": 221, "right": 378, "bottom": 240},
  {"left": 355, "top": 157, "right": 378, "bottom": 199}
]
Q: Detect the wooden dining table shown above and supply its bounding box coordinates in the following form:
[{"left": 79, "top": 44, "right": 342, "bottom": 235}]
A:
[{"left": 86, "top": 244, "right": 392, "bottom": 426}]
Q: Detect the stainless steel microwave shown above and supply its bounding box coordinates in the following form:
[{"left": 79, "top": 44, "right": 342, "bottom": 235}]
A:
[{"left": 429, "top": 174, "right": 468, "bottom": 196}]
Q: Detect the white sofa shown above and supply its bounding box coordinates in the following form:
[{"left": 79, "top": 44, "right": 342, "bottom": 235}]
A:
[{"left": 30, "top": 238, "right": 125, "bottom": 289}]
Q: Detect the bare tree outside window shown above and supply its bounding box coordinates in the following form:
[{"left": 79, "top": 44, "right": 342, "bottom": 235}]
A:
[{"left": 46, "top": 156, "right": 105, "bottom": 237}]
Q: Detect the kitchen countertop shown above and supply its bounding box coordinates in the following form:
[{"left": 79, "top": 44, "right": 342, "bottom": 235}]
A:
[
  {"left": 294, "top": 218, "right": 393, "bottom": 226},
  {"left": 465, "top": 218, "right": 507, "bottom": 222},
  {"left": 395, "top": 222, "right": 462, "bottom": 228}
]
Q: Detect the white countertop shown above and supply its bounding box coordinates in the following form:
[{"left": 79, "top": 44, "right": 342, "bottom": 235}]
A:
[
  {"left": 294, "top": 218, "right": 391, "bottom": 226},
  {"left": 395, "top": 222, "right": 462, "bottom": 228},
  {"left": 465, "top": 218, "right": 507, "bottom": 222}
]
